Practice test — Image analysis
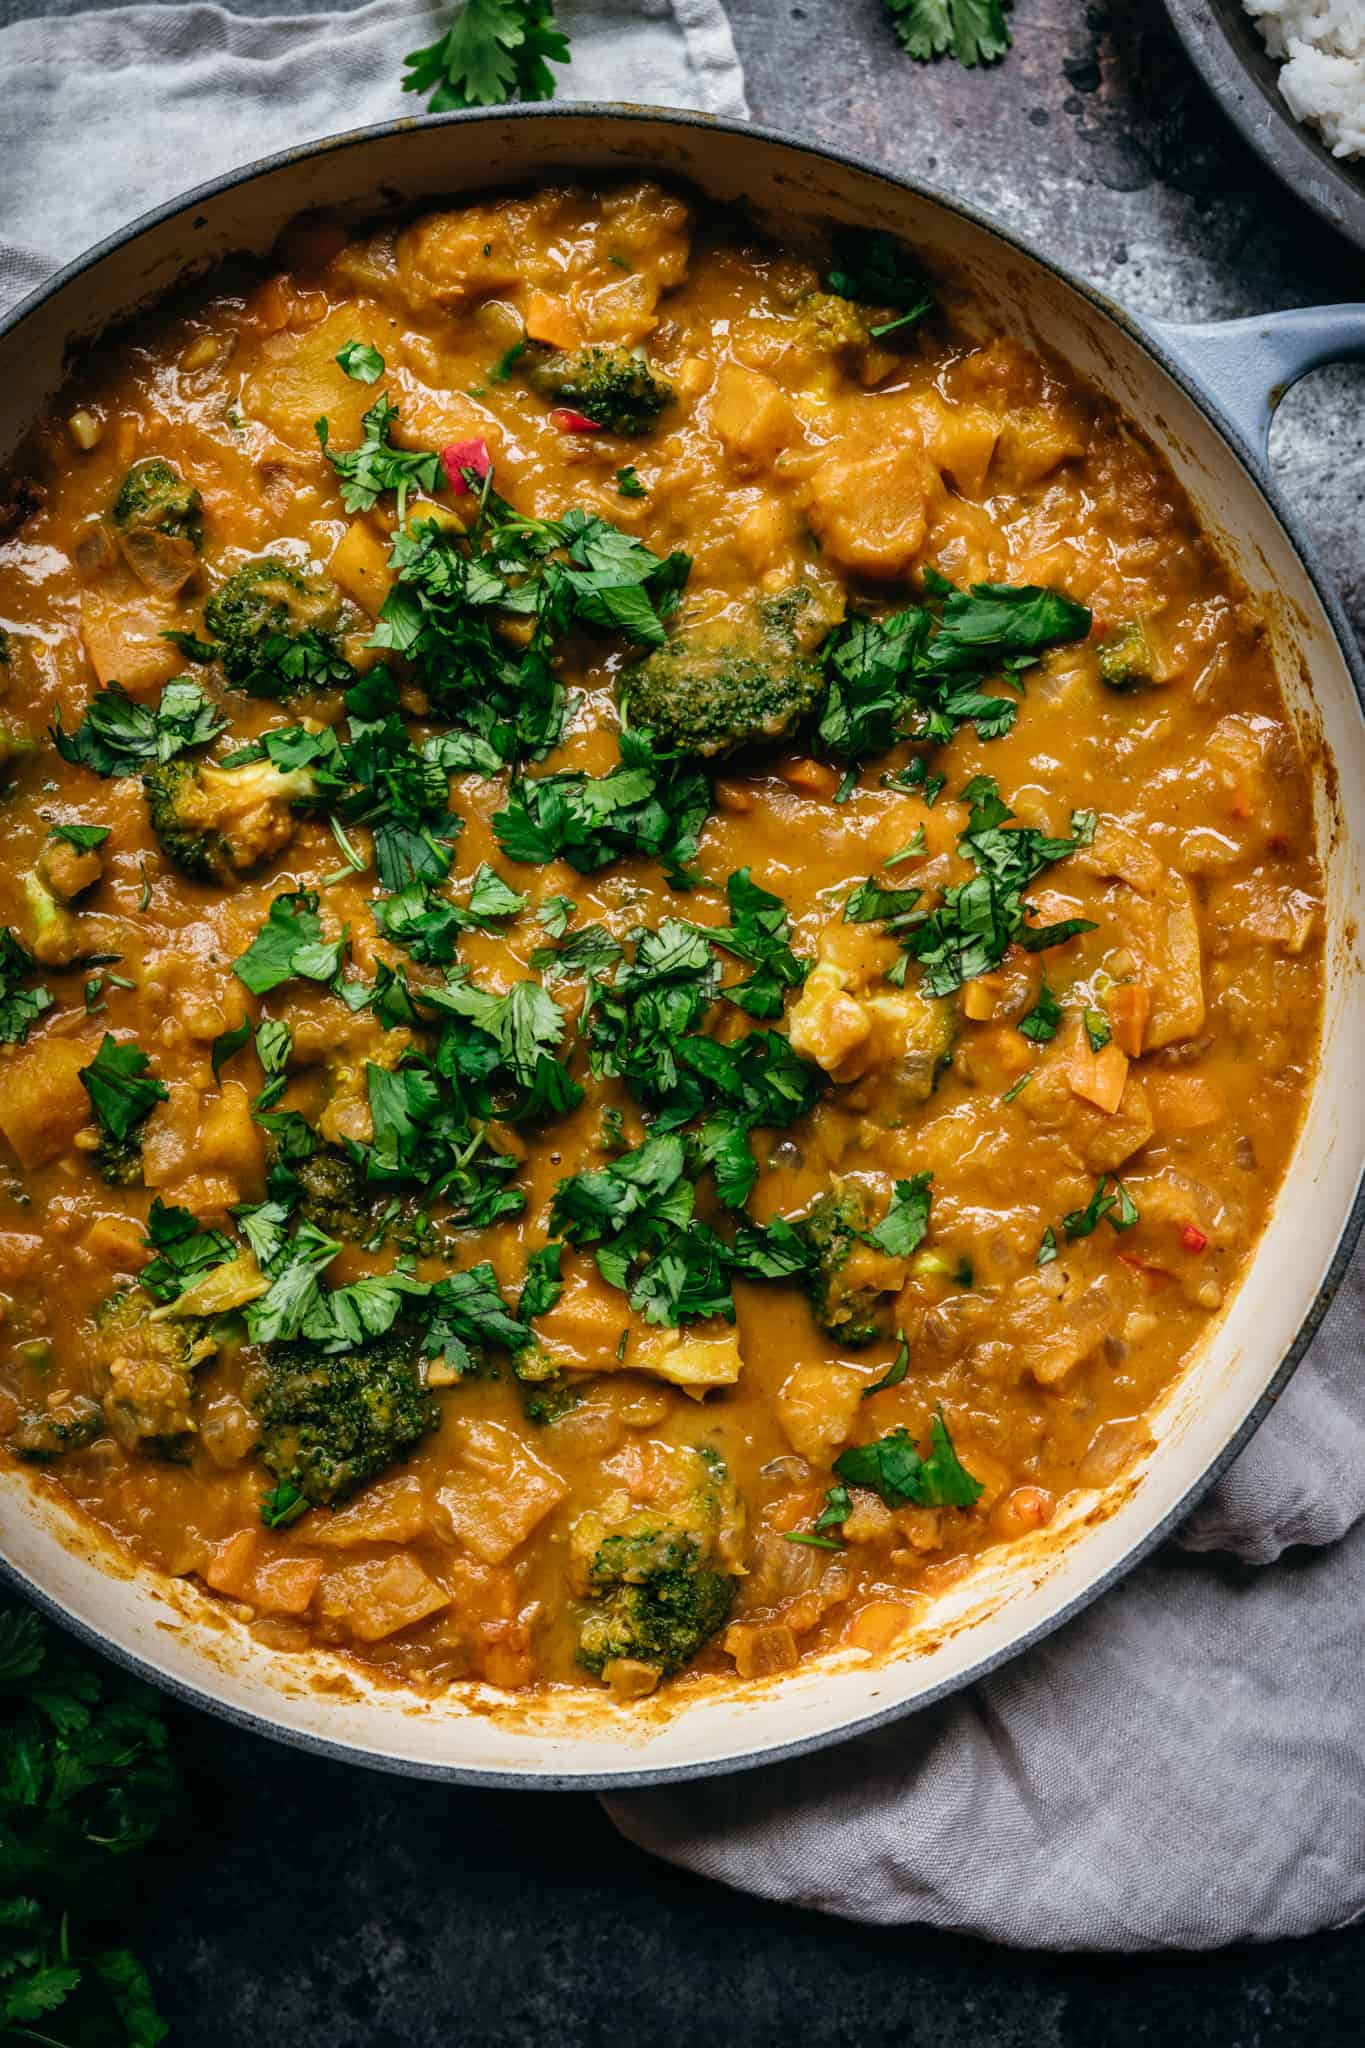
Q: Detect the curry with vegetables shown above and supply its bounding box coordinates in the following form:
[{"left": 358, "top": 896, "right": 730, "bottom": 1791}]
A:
[{"left": 0, "top": 182, "right": 1322, "bottom": 1702}]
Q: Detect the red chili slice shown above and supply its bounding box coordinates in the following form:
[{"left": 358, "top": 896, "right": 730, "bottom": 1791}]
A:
[
  {"left": 439, "top": 438, "right": 492, "bottom": 494},
  {"left": 1180, "top": 1223, "right": 1209, "bottom": 1253},
  {"left": 549, "top": 407, "right": 603, "bottom": 433}
]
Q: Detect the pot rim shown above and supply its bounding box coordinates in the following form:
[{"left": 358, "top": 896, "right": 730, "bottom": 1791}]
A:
[{"left": 2, "top": 102, "right": 1362, "bottom": 1789}]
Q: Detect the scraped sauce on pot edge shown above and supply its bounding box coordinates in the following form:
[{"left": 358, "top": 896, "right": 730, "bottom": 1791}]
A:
[{"left": 0, "top": 183, "right": 1322, "bottom": 1700}]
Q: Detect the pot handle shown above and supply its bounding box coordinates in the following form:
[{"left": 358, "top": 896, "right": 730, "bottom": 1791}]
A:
[{"left": 1142, "top": 306, "right": 1365, "bottom": 463}]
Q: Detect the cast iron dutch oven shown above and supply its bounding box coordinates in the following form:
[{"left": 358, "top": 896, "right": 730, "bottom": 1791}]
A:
[{"left": 2, "top": 108, "right": 1363, "bottom": 1788}]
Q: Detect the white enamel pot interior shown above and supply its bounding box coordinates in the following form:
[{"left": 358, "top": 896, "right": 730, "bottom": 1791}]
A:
[{"left": 1, "top": 109, "right": 1362, "bottom": 1788}]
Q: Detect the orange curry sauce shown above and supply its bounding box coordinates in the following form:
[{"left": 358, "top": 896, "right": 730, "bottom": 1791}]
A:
[{"left": 0, "top": 183, "right": 1322, "bottom": 1700}]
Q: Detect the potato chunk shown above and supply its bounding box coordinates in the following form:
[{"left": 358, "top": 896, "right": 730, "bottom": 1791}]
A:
[
  {"left": 707, "top": 363, "right": 798, "bottom": 473},
  {"left": 1078, "top": 825, "right": 1204, "bottom": 1049},
  {"left": 0, "top": 1038, "right": 92, "bottom": 1168},
  {"left": 435, "top": 1420, "right": 567, "bottom": 1565},
  {"left": 318, "top": 1554, "right": 450, "bottom": 1641},
  {"left": 777, "top": 1363, "right": 865, "bottom": 1463},
  {"left": 806, "top": 443, "right": 939, "bottom": 578}
]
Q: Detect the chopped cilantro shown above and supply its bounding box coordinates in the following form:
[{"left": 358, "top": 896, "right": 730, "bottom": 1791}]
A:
[
  {"left": 863, "top": 1331, "right": 911, "bottom": 1397},
  {"left": 0, "top": 930, "right": 52, "bottom": 1044},
  {"left": 816, "top": 581, "right": 1090, "bottom": 768},
  {"left": 703, "top": 868, "right": 809, "bottom": 1019},
  {"left": 79, "top": 1033, "right": 167, "bottom": 1142},
  {"left": 834, "top": 1409, "right": 983, "bottom": 1508},
  {"left": 1062, "top": 1175, "right": 1140, "bottom": 1240},
  {"left": 48, "top": 822, "right": 110, "bottom": 852},
  {"left": 335, "top": 339, "right": 385, "bottom": 383},
  {"left": 615, "top": 465, "right": 647, "bottom": 498},
  {"left": 1018, "top": 979, "right": 1062, "bottom": 1044},
  {"left": 52, "top": 678, "right": 225, "bottom": 778},
  {"left": 232, "top": 891, "right": 346, "bottom": 996},
  {"left": 317, "top": 393, "right": 444, "bottom": 524},
  {"left": 827, "top": 227, "right": 934, "bottom": 339},
  {"left": 863, "top": 1174, "right": 933, "bottom": 1258},
  {"left": 495, "top": 728, "right": 711, "bottom": 889},
  {"left": 535, "top": 894, "right": 576, "bottom": 938},
  {"left": 1084, "top": 1007, "right": 1111, "bottom": 1052},
  {"left": 139, "top": 1197, "right": 234, "bottom": 1304}
]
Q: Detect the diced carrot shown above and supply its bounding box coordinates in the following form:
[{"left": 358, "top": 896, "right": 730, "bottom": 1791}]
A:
[
  {"left": 203, "top": 1530, "right": 259, "bottom": 1601},
  {"left": 843, "top": 1601, "right": 917, "bottom": 1654},
  {"left": 1108, "top": 981, "right": 1150, "bottom": 1057},
  {"left": 523, "top": 293, "right": 581, "bottom": 349},
  {"left": 1147, "top": 1072, "right": 1224, "bottom": 1131},
  {"left": 1180, "top": 1223, "right": 1209, "bottom": 1253},
  {"left": 1118, "top": 1252, "right": 1172, "bottom": 1290},
  {"left": 1069, "top": 1038, "right": 1129, "bottom": 1114},
  {"left": 726, "top": 1621, "right": 800, "bottom": 1677},
  {"left": 779, "top": 757, "right": 840, "bottom": 799}
]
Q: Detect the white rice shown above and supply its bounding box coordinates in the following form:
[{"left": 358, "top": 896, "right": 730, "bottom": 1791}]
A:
[{"left": 1244, "top": 0, "right": 1365, "bottom": 158}]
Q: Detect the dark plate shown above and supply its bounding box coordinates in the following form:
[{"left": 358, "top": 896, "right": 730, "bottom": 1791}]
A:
[{"left": 1165, "top": 0, "right": 1365, "bottom": 253}]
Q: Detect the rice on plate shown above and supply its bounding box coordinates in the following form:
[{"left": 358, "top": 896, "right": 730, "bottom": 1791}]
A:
[{"left": 1244, "top": 0, "right": 1365, "bottom": 158}]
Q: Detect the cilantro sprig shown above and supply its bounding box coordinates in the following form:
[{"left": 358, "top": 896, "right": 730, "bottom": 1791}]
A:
[
  {"left": 401, "top": 0, "right": 570, "bottom": 112},
  {"left": 884, "top": 0, "right": 1013, "bottom": 67},
  {"left": 0, "top": 1597, "right": 178, "bottom": 2046}
]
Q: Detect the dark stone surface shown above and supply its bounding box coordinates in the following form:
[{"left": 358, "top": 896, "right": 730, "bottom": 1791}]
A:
[{"left": 5, "top": 0, "right": 1365, "bottom": 2038}]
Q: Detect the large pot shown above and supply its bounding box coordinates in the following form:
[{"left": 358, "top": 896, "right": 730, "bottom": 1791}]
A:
[{"left": 2, "top": 108, "right": 1363, "bottom": 1788}]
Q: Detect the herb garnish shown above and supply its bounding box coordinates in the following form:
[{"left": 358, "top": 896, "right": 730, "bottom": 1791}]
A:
[
  {"left": 335, "top": 339, "right": 385, "bottom": 383},
  {"left": 835, "top": 1410, "right": 984, "bottom": 1508},
  {"left": 0, "top": 1597, "right": 177, "bottom": 2046},
  {"left": 816, "top": 580, "right": 1091, "bottom": 767},
  {"left": 0, "top": 930, "right": 52, "bottom": 1044},
  {"left": 884, "top": 0, "right": 1012, "bottom": 67},
  {"left": 78, "top": 1034, "right": 167, "bottom": 1142},
  {"left": 52, "top": 679, "right": 225, "bottom": 778},
  {"left": 827, "top": 228, "right": 934, "bottom": 340},
  {"left": 401, "top": 0, "right": 570, "bottom": 112}
]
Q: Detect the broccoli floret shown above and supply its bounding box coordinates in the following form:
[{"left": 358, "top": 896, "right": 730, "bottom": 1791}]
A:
[
  {"left": 623, "top": 610, "right": 830, "bottom": 759},
  {"left": 248, "top": 1334, "right": 440, "bottom": 1508},
  {"left": 21, "top": 870, "right": 81, "bottom": 967},
  {"left": 293, "top": 1146, "right": 379, "bottom": 1241},
  {"left": 578, "top": 1519, "right": 735, "bottom": 1677},
  {"left": 1096, "top": 619, "right": 1156, "bottom": 690},
  {"left": 800, "top": 1181, "right": 900, "bottom": 1348},
  {"left": 96, "top": 1126, "right": 143, "bottom": 1187},
  {"left": 112, "top": 457, "right": 203, "bottom": 548},
  {"left": 574, "top": 1446, "right": 744, "bottom": 1681},
  {"left": 0, "top": 725, "right": 37, "bottom": 772},
  {"left": 92, "top": 1286, "right": 218, "bottom": 1453},
  {"left": 202, "top": 558, "right": 347, "bottom": 697},
  {"left": 143, "top": 755, "right": 321, "bottom": 882},
  {"left": 11, "top": 1395, "right": 102, "bottom": 1462},
  {"left": 792, "top": 291, "right": 872, "bottom": 360},
  {"left": 526, "top": 344, "right": 674, "bottom": 433}
]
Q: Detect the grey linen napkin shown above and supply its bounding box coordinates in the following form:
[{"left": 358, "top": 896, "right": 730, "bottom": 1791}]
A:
[
  {"left": 0, "top": 0, "right": 748, "bottom": 314},
  {"left": 6, "top": 0, "right": 1364, "bottom": 1953}
]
